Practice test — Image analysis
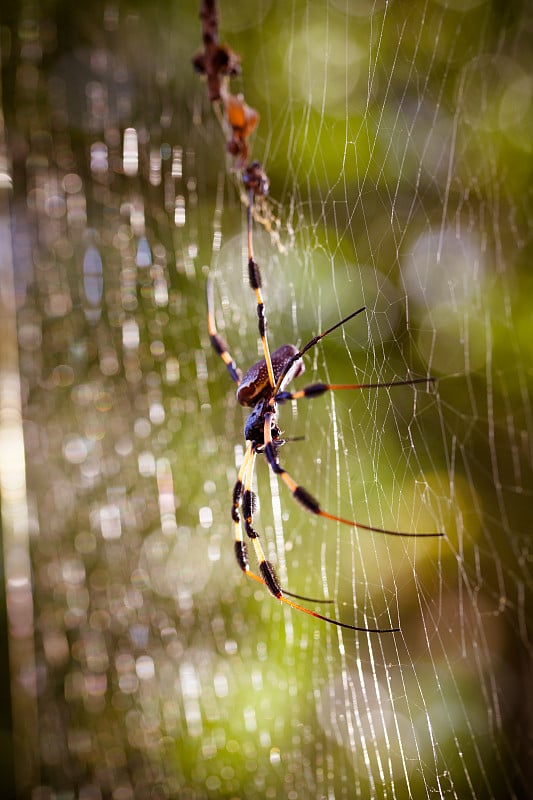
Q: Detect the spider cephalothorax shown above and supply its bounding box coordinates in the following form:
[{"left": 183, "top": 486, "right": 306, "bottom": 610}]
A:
[{"left": 243, "top": 398, "right": 282, "bottom": 447}]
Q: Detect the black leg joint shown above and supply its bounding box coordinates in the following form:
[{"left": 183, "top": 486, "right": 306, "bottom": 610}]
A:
[
  {"left": 242, "top": 489, "right": 257, "bottom": 518},
  {"left": 264, "top": 442, "right": 284, "bottom": 474},
  {"left": 256, "top": 304, "right": 266, "bottom": 338},
  {"left": 248, "top": 258, "right": 262, "bottom": 289},
  {"left": 210, "top": 335, "right": 225, "bottom": 356},
  {"left": 232, "top": 481, "right": 243, "bottom": 522},
  {"left": 244, "top": 518, "right": 258, "bottom": 539},
  {"left": 260, "top": 560, "right": 282, "bottom": 597},
  {"left": 302, "top": 382, "right": 328, "bottom": 398},
  {"left": 294, "top": 485, "right": 321, "bottom": 514},
  {"left": 234, "top": 541, "right": 248, "bottom": 572}
]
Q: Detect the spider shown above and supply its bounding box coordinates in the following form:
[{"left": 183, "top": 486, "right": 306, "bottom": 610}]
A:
[{"left": 207, "top": 163, "right": 443, "bottom": 633}]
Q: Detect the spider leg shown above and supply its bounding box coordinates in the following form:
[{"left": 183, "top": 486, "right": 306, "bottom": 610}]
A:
[
  {"left": 233, "top": 441, "right": 397, "bottom": 631},
  {"left": 232, "top": 441, "right": 281, "bottom": 588},
  {"left": 240, "top": 446, "right": 330, "bottom": 604},
  {"left": 247, "top": 190, "right": 276, "bottom": 389},
  {"left": 232, "top": 441, "right": 253, "bottom": 574},
  {"left": 272, "top": 306, "right": 367, "bottom": 395},
  {"left": 275, "top": 376, "right": 436, "bottom": 403},
  {"left": 277, "top": 595, "right": 399, "bottom": 633},
  {"left": 263, "top": 412, "right": 443, "bottom": 538},
  {"left": 207, "top": 274, "right": 242, "bottom": 384}
]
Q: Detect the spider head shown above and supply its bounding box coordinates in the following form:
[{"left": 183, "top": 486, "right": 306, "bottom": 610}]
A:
[{"left": 244, "top": 399, "right": 282, "bottom": 447}]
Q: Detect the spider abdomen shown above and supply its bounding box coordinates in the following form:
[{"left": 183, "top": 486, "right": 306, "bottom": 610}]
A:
[{"left": 237, "top": 344, "right": 304, "bottom": 406}]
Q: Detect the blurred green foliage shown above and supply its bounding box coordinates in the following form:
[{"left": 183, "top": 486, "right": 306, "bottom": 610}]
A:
[{"left": 1, "top": 0, "right": 532, "bottom": 798}]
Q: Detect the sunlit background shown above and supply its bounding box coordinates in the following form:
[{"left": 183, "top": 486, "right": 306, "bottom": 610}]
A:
[{"left": 1, "top": 0, "right": 532, "bottom": 798}]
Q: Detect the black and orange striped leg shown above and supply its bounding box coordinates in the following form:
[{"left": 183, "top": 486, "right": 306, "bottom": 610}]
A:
[
  {"left": 272, "top": 306, "right": 367, "bottom": 396},
  {"left": 234, "top": 440, "right": 396, "bottom": 632},
  {"left": 247, "top": 190, "right": 275, "bottom": 389},
  {"left": 262, "top": 412, "right": 443, "bottom": 539},
  {"left": 275, "top": 376, "right": 436, "bottom": 404},
  {"left": 241, "top": 444, "right": 285, "bottom": 596},
  {"left": 232, "top": 442, "right": 282, "bottom": 595},
  {"left": 240, "top": 444, "right": 331, "bottom": 603},
  {"left": 232, "top": 442, "right": 252, "bottom": 575},
  {"left": 207, "top": 274, "right": 242, "bottom": 384}
]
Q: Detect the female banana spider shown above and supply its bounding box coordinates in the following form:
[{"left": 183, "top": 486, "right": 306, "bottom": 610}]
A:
[{"left": 207, "top": 164, "right": 442, "bottom": 633}]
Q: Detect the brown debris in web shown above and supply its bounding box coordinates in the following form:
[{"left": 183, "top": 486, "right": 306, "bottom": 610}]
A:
[
  {"left": 192, "top": 1, "right": 263, "bottom": 181},
  {"left": 191, "top": 0, "right": 240, "bottom": 102},
  {"left": 221, "top": 88, "right": 260, "bottom": 168},
  {"left": 192, "top": 1, "right": 290, "bottom": 253}
]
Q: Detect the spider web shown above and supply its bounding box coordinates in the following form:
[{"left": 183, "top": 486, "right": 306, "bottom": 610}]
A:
[{"left": 1, "top": 0, "right": 532, "bottom": 798}]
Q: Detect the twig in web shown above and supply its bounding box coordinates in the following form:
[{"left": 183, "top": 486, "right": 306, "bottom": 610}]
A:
[
  {"left": 191, "top": 0, "right": 240, "bottom": 102},
  {"left": 192, "top": 0, "right": 262, "bottom": 172},
  {"left": 192, "top": 1, "right": 287, "bottom": 251}
]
